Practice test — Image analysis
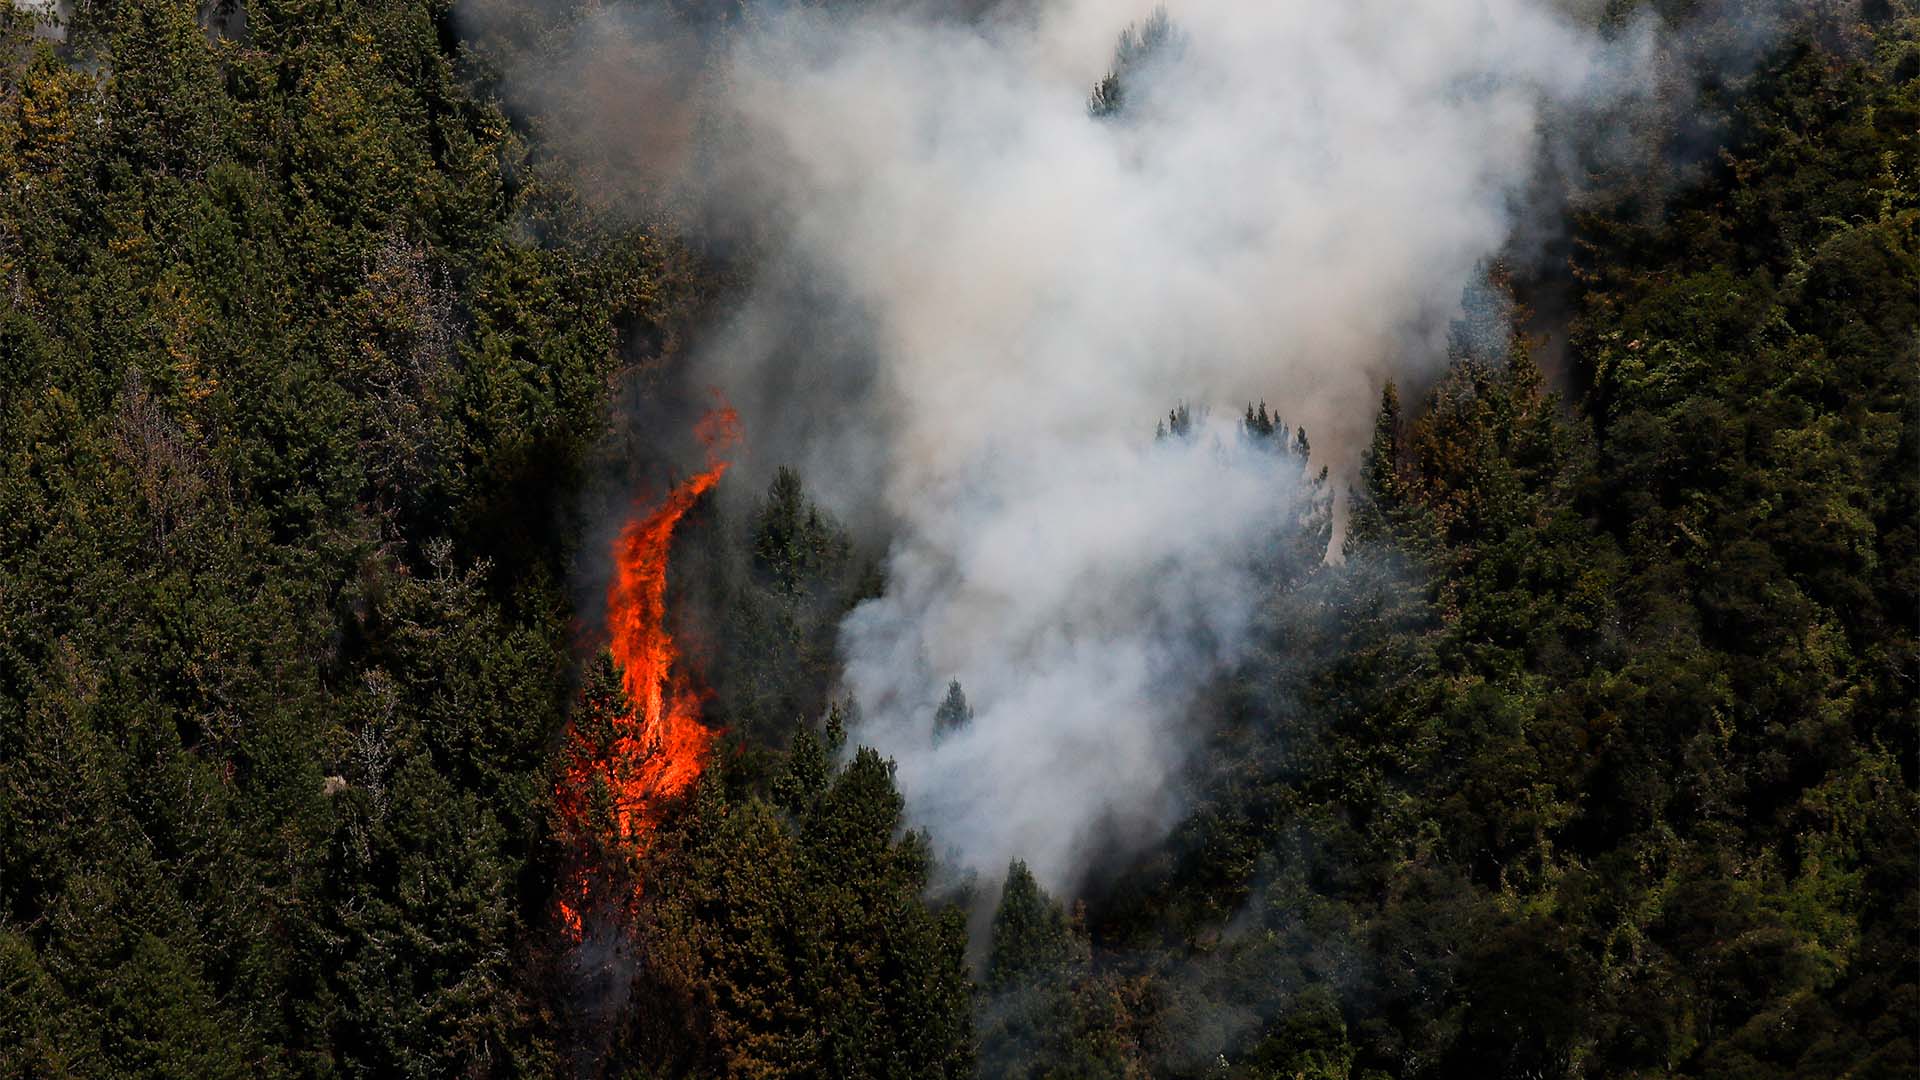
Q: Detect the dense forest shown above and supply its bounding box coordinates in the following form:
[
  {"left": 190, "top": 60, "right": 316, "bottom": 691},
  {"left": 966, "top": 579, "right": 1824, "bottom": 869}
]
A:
[{"left": 0, "top": 0, "right": 1913, "bottom": 1077}]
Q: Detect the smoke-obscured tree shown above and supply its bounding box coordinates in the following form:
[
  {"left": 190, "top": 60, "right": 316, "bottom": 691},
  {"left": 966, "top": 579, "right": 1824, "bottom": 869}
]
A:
[
  {"left": 1281, "top": 461, "right": 1336, "bottom": 573},
  {"left": 684, "top": 465, "right": 865, "bottom": 752},
  {"left": 823, "top": 697, "right": 851, "bottom": 756},
  {"left": 1156, "top": 401, "right": 1195, "bottom": 441},
  {"left": 986, "top": 861, "right": 1079, "bottom": 990},
  {"left": 1093, "top": 18, "right": 1920, "bottom": 1073},
  {"left": 0, "top": 0, "right": 1912, "bottom": 1075},
  {"left": 753, "top": 464, "right": 847, "bottom": 594},
  {"left": 1242, "top": 401, "right": 1279, "bottom": 442},
  {"left": 1232, "top": 398, "right": 1334, "bottom": 578},
  {"left": 1241, "top": 401, "right": 1319, "bottom": 477},
  {"left": 1343, "top": 381, "right": 1404, "bottom": 553},
  {"left": 1088, "top": 6, "right": 1184, "bottom": 119},
  {"left": 980, "top": 860, "right": 1147, "bottom": 1078},
  {"left": 933, "top": 678, "right": 974, "bottom": 740},
  {"left": 1241, "top": 987, "right": 1359, "bottom": 1080},
  {"left": 668, "top": 463, "right": 864, "bottom": 757}
]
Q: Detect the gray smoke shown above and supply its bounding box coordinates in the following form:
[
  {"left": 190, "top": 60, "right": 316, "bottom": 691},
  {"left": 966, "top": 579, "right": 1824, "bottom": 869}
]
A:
[
  {"left": 465, "top": 0, "right": 1659, "bottom": 891},
  {"left": 684, "top": 0, "right": 1652, "bottom": 889}
]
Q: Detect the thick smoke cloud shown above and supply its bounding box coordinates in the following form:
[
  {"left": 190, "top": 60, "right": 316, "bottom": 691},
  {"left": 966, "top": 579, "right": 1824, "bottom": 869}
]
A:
[
  {"left": 842, "top": 418, "right": 1322, "bottom": 886},
  {"left": 468, "top": 0, "right": 1655, "bottom": 891},
  {"left": 689, "top": 0, "right": 1650, "bottom": 890}
]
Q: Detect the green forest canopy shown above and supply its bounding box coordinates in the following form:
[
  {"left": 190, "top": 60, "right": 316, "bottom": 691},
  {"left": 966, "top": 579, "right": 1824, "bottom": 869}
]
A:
[{"left": 0, "top": 0, "right": 1913, "bottom": 1077}]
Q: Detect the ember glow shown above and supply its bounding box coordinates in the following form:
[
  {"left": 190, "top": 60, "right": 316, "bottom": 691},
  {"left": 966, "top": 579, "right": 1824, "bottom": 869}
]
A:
[{"left": 555, "top": 405, "right": 741, "bottom": 938}]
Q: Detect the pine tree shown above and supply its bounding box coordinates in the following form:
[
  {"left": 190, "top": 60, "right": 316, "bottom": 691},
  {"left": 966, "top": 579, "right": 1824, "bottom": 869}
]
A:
[
  {"left": 933, "top": 679, "right": 973, "bottom": 740},
  {"left": 986, "top": 860, "right": 1079, "bottom": 990},
  {"left": 1344, "top": 380, "right": 1403, "bottom": 554}
]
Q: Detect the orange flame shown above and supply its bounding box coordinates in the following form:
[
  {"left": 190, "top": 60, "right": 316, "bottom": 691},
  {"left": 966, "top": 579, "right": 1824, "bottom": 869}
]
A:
[{"left": 555, "top": 403, "right": 740, "bottom": 938}]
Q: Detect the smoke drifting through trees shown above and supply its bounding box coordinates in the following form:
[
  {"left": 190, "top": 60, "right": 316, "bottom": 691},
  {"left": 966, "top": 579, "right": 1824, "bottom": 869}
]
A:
[{"left": 468, "top": 0, "right": 1662, "bottom": 890}]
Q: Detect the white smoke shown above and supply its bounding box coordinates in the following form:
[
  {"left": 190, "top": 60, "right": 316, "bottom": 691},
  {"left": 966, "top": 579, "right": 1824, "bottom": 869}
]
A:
[
  {"left": 837, "top": 415, "right": 1325, "bottom": 885},
  {"left": 673, "top": 0, "right": 1653, "bottom": 890}
]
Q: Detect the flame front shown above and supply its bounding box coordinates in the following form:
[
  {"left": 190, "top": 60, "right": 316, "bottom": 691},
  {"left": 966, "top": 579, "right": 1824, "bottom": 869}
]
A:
[{"left": 556, "top": 405, "right": 740, "bottom": 939}]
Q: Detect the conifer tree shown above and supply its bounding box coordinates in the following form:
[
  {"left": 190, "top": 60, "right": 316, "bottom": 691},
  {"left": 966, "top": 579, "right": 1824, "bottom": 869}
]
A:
[
  {"left": 986, "top": 860, "right": 1078, "bottom": 990},
  {"left": 933, "top": 679, "right": 974, "bottom": 740}
]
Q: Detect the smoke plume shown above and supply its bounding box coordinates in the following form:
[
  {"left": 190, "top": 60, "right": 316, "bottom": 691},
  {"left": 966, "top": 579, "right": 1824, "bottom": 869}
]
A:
[
  {"left": 693, "top": 0, "right": 1653, "bottom": 889},
  {"left": 472, "top": 0, "right": 1657, "bottom": 890}
]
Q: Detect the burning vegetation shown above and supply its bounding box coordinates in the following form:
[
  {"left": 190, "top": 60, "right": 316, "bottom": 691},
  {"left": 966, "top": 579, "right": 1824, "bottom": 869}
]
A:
[
  {"left": 554, "top": 405, "right": 741, "bottom": 938},
  {"left": 0, "top": 0, "right": 1911, "bottom": 1077}
]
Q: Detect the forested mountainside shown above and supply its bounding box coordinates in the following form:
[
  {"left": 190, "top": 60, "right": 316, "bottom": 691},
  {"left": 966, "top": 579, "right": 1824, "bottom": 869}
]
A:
[{"left": 0, "top": 0, "right": 1912, "bottom": 1078}]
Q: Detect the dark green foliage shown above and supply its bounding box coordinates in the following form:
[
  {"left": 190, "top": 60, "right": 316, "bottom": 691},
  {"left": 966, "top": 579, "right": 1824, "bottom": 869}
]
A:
[
  {"left": 753, "top": 465, "right": 847, "bottom": 595},
  {"left": 988, "top": 861, "right": 1080, "bottom": 990},
  {"left": 1344, "top": 381, "right": 1405, "bottom": 550},
  {"left": 633, "top": 746, "right": 976, "bottom": 1079},
  {"left": 1089, "top": 9, "right": 1920, "bottom": 1077},
  {"left": 980, "top": 862, "right": 1148, "bottom": 1079},
  {"left": 688, "top": 464, "right": 868, "bottom": 752},
  {"left": 0, "top": 0, "right": 683, "bottom": 1074},
  {"left": 1243, "top": 988, "right": 1359, "bottom": 1080},
  {"left": 0, "top": 0, "right": 1911, "bottom": 1077}
]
